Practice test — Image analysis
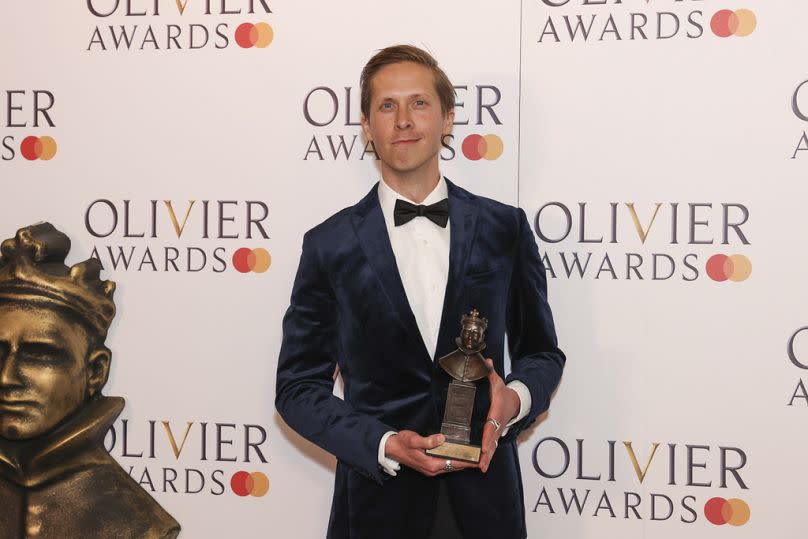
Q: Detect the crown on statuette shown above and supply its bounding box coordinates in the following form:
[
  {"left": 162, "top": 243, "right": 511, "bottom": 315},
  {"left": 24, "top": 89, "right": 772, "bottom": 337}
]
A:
[
  {"left": 461, "top": 308, "right": 488, "bottom": 331},
  {"left": 0, "top": 223, "right": 116, "bottom": 337}
]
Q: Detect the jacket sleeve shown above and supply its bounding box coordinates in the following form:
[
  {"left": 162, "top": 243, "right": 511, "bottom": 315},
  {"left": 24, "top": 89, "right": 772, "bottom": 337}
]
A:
[
  {"left": 503, "top": 208, "right": 566, "bottom": 439},
  {"left": 275, "top": 231, "right": 391, "bottom": 484}
]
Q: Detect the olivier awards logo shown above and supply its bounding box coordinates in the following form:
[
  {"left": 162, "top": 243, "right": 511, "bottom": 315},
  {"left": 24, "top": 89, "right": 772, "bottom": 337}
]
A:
[
  {"left": 1, "top": 90, "right": 57, "bottom": 163},
  {"left": 535, "top": 0, "right": 756, "bottom": 44},
  {"left": 84, "top": 199, "right": 272, "bottom": 274},
  {"left": 85, "top": 0, "right": 275, "bottom": 52},
  {"left": 530, "top": 436, "right": 750, "bottom": 527},
  {"left": 105, "top": 418, "right": 271, "bottom": 498},
  {"left": 302, "top": 84, "right": 506, "bottom": 163},
  {"left": 532, "top": 201, "right": 752, "bottom": 282}
]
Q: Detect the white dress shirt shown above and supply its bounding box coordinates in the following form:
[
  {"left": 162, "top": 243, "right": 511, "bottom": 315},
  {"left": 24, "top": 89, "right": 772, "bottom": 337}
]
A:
[{"left": 375, "top": 177, "right": 531, "bottom": 476}]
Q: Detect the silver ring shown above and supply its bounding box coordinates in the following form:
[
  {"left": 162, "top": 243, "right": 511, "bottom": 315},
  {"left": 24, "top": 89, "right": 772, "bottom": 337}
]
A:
[
  {"left": 487, "top": 417, "right": 502, "bottom": 432},
  {"left": 444, "top": 459, "right": 455, "bottom": 473}
]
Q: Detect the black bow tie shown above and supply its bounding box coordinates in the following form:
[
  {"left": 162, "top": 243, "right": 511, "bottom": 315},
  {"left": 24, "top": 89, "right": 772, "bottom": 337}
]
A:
[{"left": 393, "top": 198, "right": 449, "bottom": 228}]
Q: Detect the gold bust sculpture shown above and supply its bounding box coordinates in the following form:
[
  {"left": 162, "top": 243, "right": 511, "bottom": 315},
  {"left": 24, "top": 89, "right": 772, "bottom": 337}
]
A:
[
  {"left": 438, "top": 309, "right": 492, "bottom": 382},
  {"left": 0, "top": 223, "right": 180, "bottom": 538}
]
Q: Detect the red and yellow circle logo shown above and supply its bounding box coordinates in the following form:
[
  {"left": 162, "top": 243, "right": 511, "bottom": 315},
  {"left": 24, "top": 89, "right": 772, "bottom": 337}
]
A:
[
  {"left": 230, "top": 471, "right": 270, "bottom": 497},
  {"left": 235, "top": 22, "right": 274, "bottom": 49},
  {"left": 232, "top": 248, "right": 271, "bottom": 273},
  {"left": 704, "top": 497, "right": 750, "bottom": 526},
  {"left": 461, "top": 134, "right": 504, "bottom": 161},
  {"left": 706, "top": 254, "right": 752, "bottom": 282},
  {"left": 711, "top": 9, "right": 756, "bottom": 37},
  {"left": 20, "top": 136, "right": 57, "bottom": 161}
]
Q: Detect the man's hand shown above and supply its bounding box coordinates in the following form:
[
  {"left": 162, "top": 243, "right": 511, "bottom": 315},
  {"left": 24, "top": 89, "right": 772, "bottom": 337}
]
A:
[
  {"left": 480, "top": 358, "right": 520, "bottom": 473},
  {"left": 385, "top": 431, "right": 477, "bottom": 477}
]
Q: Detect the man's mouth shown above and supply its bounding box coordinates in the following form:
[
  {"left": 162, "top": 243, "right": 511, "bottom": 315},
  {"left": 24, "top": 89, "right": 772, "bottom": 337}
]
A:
[
  {"left": 393, "top": 138, "right": 420, "bottom": 145},
  {"left": 0, "top": 399, "right": 38, "bottom": 412}
]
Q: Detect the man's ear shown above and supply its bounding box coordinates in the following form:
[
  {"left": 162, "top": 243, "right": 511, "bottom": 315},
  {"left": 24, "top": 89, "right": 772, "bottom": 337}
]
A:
[
  {"left": 443, "top": 108, "right": 455, "bottom": 135},
  {"left": 86, "top": 348, "right": 111, "bottom": 398},
  {"left": 360, "top": 114, "right": 372, "bottom": 141}
]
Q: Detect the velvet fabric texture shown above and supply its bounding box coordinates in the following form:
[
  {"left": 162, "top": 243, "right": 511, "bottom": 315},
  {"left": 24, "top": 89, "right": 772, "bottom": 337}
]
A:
[{"left": 276, "top": 179, "right": 565, "bottom": 539}]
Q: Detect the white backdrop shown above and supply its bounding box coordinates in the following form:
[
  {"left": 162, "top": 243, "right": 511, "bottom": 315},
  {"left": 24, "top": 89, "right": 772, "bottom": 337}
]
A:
[{"left": 2, "top": 1, "right": 806, "bottom": 537}]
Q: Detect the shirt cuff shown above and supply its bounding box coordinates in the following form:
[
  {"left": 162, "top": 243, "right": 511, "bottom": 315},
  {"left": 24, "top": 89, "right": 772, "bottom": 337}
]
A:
[
  {"left": 501, "top": 380, "right": 532, "bottom": 436},
  {"left": 378, "top": 431, "right": 401, "bottom": 476}
]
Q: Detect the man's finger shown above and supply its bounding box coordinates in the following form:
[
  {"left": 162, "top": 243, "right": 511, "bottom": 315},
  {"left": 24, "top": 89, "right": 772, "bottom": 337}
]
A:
[
  {"left": 427, "top": 457, "right": 476, "bottom": 475},
  {"left": 481, "top": 425, "right": 492, "bottom": 453},
  {"left": 485, "top": 358, "right": 501, "bottom": 383},
  {"left": 399, "top": 449, "right": 455, "bottom": 476},
  {"left": 480, "top": 447, "right": 494, "bottom": 473},
  {"left": 410, "top": 433, "right": 445, "bottom": 450},
  {"left": 448, "top": 460, "right": 477, "bottom": 473},
  {"left": 480, "top": 420, "right": 500, "bottom": 473},
  {"left": 480, "top": 420, "right": 500, "bottom": 453},
  {"left": 482, "top": 434, "right": 498, "bottom": 471}
]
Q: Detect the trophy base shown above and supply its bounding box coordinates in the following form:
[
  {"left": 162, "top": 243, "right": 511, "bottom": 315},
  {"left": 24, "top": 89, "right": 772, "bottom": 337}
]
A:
[{"left": 426, "top": 441, "right": 481, "bottom": 464}]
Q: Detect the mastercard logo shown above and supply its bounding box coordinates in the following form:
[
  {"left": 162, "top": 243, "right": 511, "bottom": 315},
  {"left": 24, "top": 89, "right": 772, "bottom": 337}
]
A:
[
  {"left": 235, "top": 22, "right": 274, "bottom": 49},
  {"left": 232, "top": 247, "right": 271, "bottom": 273},
  {"left": 711, "top": 9, "right": 756, "bottom": 38},
  {"left": 462, "top": 134, "right": 504, "bottom": 161},
  {"left": 230, "top": 471, "right": 269, "bottom": 497},
  {"left": 704, "top": 497, "right": 750, "bottom": 526},
  {"left": 705, "top": 254, "right": 752, "bottom": 282},
  {"left": 20, "top": 136, "right": 57, "bottom": 161}
]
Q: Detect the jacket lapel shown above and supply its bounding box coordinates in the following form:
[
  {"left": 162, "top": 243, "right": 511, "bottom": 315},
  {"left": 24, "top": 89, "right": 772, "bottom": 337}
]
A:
[
  {"left": 351, "top": 180, "right": 479, "bottom": 362},
  {"left": 435, "top": 179, "right": 479, "bottom": 358},
  {"left": 351, "top": 185, "right": 431, "bottom": 359}
]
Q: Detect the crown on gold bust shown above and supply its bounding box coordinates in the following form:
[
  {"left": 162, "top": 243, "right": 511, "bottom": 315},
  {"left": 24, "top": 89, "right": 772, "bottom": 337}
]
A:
[
  {"left": 461, "top": 308, "right": 488, "bottom": 331},
  {"left": 0, "top": 223, "right": 116, "bottom": 338}
]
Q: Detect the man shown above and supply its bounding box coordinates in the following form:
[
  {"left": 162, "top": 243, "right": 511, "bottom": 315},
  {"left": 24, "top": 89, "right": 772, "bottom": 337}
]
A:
[
  {"left": 0, "top": 223, "right": 179, "bottom": 539},
  {"left": 276, "top": 45, "right": 565, "bottom": 539}
]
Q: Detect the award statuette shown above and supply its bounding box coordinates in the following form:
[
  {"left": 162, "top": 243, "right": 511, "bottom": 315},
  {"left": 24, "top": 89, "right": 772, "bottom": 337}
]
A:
[
  {"left": 426, "top": 309, "right": 492, "bottom": 463},
  {"left": 0, "top": 223, "right": 180, "bottom": 538}
]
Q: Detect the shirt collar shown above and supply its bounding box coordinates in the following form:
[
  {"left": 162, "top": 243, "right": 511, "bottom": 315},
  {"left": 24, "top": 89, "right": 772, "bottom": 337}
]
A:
[{"left": 377, "top": 176, "right": 449, "bottom": 226}]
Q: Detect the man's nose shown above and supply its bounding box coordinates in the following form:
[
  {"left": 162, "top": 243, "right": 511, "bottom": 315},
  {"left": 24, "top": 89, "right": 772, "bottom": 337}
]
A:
[
  {"left": 395, "top": 107, "right": 412, "bottom": 130},
  {"left": 0, "top": 349, "right": 23, "bottom": 388}
]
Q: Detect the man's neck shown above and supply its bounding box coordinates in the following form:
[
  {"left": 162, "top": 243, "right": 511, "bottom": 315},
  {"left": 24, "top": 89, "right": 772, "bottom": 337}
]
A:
[{"left": 380, "top": 164, "right": 441, "bottom": 204}]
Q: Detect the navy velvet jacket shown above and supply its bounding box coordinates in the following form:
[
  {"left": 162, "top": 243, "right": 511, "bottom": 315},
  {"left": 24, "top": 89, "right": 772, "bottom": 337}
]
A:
[{"left": 276, "top": 179, "right": 565, "bottom": 539}]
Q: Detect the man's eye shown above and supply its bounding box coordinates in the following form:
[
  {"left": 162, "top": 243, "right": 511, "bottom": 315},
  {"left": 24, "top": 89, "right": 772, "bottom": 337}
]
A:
[
  {"left": 414, "top": 100, "right": 425, "bottom": 107},
  {"left": 20, "top": 351, "right": 55, "bottom": 363},
  {"left": 19, "top": 345, "right": 65, "bottom": 365},
  {"left": 381, "top": 102, "right": 393, "bottom": 110}
]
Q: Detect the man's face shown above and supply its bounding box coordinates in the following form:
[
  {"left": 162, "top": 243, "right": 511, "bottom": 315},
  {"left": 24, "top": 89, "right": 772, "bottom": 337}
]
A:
[
  {"left": 461, "top": 324, "right": 482, "bottom": 350},
  {"left": 361, "top": 61, "right": 454, "bottom": 180},
  {"left": 0, "top": 305, "right": 91, "bottom": 440}
]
